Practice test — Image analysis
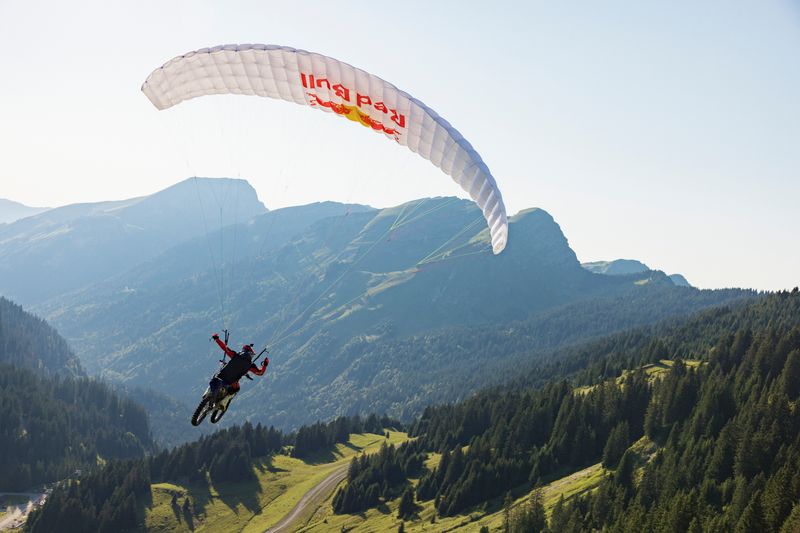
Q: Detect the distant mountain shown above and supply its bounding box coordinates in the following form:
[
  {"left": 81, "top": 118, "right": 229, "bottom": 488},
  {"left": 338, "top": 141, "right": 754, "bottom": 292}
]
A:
[
  {"left": 35, "top": 195, "right": 751, "bottom": 429},
  {"left": 0, "top": 178, "right": 266, "bottom": 305},
  {"left": 0, "top": 198, "right": 49, "bottom": 224},
  {"left": 669, "top": 273, "right": 691, "bottom": 286},
  {"left": 582, "top": 259, "right": 650, "bottom": 275},
  {"left": 583, "top": 259, "right": 693, "bottom": 287}
]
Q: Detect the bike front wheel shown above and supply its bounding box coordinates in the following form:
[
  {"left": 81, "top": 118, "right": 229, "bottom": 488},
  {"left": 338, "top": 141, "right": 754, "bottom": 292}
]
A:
[{"left": 191, "top": 397, "right": 211, "bottom": 426}]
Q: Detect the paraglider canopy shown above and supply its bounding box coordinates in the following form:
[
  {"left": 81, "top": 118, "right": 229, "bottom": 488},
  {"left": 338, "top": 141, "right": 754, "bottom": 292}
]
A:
[{"left": 142, "top": 43, "right": 508, "bottom": 253}]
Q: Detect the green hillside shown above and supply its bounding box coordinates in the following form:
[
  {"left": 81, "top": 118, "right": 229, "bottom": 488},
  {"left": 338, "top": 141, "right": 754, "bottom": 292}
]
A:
[
  {"left": 317, "top": 290, "right": 800, "bottom": 532},
  {"left": 0, "top": 298, "right": 153, "bottom": 491},
  {"left": 145, "top": 431, "right": 408, "bottom": 533},
  {"left": 25, "top": 415, "right": 404, "bottom": 532},
  {"left": 24, "top": 290, "right": 800, "bottom": 532},
  {"left": 0, "top": 296, "right": 82, "bottom": 376},
  {"left": 297, "top": 462, "right": 606, "bottom": 532},
  {"left": 35, "top": 195, "right": 753, "bottom": 431}
]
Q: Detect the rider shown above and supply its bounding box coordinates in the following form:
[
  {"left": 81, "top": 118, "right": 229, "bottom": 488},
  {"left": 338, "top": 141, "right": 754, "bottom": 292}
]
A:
[{"left": 211, "top": 333, "right": 268, "bottom": 395}]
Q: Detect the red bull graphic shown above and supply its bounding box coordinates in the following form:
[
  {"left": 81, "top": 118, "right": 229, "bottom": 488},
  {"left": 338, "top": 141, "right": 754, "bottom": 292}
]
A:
[
  {"left": 306, "top": 93, "right": 402, "bottom": 140},
  {"left": 301, "top": 72, "right": 406, "bottom": 141}
]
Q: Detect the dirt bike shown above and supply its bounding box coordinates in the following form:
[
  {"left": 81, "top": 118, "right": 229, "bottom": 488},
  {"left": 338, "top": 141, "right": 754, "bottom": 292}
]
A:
[
  {"left": 191, "top": 375, "right": 249, "bottom": 426},
  {"left": 191, "top": 331, "right": 267, "bottom": 426}
]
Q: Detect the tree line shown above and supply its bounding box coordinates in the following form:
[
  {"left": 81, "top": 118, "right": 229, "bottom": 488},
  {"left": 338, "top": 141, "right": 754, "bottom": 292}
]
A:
[
  {"left": 332, "top": 289, "right": 800, "bottom": 529},
  {"left": 0, "top": 297, "right": 153, "bottom": 492},
  {"left": 543, "top": 290, "right": 800, "bottom": 532},
  {"left": 0, "top": 364, "right": 153, "bottom": 491},
  {"left": 332, "top": 440, "right": 425, "bottom": 514},
  {"left": 25, "top": 413, "right": 400, "bottom": 531},
  {"left": 292, "top": 413, "right": 400, "bottom": 459},
  {"left": 0, "top": 296, "right": 82, "bottom": 376}
]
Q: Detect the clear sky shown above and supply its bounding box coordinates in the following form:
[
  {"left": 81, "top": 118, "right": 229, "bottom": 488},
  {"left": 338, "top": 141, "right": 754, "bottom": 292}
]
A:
[{"left": 1, "top": 1, "right": 798, "bottom": 291}]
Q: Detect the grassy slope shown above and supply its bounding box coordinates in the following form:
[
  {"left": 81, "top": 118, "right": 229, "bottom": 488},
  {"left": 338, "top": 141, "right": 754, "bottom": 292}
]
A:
[
  {"left": 575, "top": 358, "right": 702, "bottom": 395},
  {"left": 298, "top": 463, "right": 607, "bottom": 532},
  {"left": 1, "top": 495, "right": 30, "bottom": 519},
  {"left": 145, "top": 431, "right": 409, "bottom": 533},
  {"left": 299, "top": 359, "right": 687, "bottom": 532},
  {"left": 147, "top": 358, "right": 684, "bottom": 532}
]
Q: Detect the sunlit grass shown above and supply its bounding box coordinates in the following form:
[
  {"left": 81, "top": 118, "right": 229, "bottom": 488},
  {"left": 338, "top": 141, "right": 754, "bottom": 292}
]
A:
[
  {"left": 576, "top": 358, "right": 703, "bottom": 395},
  {"left": 301, "top": 461, "right": 607, "bottom": 532},
  {"left": 144, "top": 430, "right": 408, "bottom": 533}
]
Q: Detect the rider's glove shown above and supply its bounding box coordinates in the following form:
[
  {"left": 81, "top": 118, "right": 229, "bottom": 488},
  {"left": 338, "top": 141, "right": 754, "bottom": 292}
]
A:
[
  {"left": 212, "top": 333, "right": 219, "bottom": 340},
  {"left": 264, "top": 357, "right": 270, "bottom": 366}
]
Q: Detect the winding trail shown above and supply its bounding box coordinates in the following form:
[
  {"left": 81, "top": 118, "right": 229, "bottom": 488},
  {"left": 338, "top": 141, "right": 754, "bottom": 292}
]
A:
[
  {"left": 0, "top": 492, "right": 46, "bottom": 531},
  {"left": 263, "top": 464, "right": 348, "bottom": 533},
  {"left": 0, "top": 507, "right": 23, "bottom": 531}
]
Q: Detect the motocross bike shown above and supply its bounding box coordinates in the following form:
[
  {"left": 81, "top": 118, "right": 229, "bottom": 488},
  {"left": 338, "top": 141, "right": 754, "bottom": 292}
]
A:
[
  {"left": 191, "top": 374, "right": 252, "bottom": 426},
  {"left": 191, "top": 333, "right": 266, "bottom": 426}
]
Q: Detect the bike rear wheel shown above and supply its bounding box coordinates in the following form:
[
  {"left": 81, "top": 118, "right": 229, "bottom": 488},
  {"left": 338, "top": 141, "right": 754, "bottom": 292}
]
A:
[
  {"left": 191, "top": 397, "right": 211, "bottom": 426},
  {"left": 210, "top": 407, "right": 226, "bottom": 424}
]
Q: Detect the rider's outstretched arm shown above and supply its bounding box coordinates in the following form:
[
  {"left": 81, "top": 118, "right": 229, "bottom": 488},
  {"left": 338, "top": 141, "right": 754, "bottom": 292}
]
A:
[
  {"left": 249, "top": 358, "right": 269, "bottom": 376},
  {"left": 211, "top": 333, "right": 236, "bottom": 358}
]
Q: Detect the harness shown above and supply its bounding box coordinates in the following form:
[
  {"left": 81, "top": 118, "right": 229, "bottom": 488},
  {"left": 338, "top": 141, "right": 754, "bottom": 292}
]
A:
[{"left": 217, "top": 352, "right": 254, "bottom": 384}]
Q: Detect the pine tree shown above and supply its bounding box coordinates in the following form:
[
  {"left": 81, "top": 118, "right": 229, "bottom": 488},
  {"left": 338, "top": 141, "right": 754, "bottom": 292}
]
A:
[
  {"left": 780, "top": 503, "right": 800, "bottom": 533},
  {"left": 736, "top": 491, "right": 767, "bottom": 533},
  {"left": 762, "top": 465, "right": 793, "bottom": 531},
  {"left": 398, "top": 487, "right": 416, "bottom": 519},
  {"left": 550, "top": 494, "right": 569, "bottom": 532},
  {"left": 602, "top": 421, "right": 630, "bottom": 469},
  {"left": 615, "top": 450, "right": 636, "bottom": 492},
  {"left": 527, "top": 489, "right": 547, "bottom": 533},
  {"left": 780, "top": 349, "right": 800, "bottom": 400},
  {"left": 503, "top": 491, "right": 513, "bottom": 533}
]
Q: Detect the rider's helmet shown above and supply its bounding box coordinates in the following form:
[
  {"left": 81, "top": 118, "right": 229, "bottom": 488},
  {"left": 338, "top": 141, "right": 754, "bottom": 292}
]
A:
[{"left": 243, "top": 344, "right": 255, "bottom": 356}]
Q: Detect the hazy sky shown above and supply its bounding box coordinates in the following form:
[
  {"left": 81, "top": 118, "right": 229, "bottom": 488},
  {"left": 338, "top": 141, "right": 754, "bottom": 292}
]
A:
[{"left": 1, "top": 1, "right": 798, "bottom": 291}]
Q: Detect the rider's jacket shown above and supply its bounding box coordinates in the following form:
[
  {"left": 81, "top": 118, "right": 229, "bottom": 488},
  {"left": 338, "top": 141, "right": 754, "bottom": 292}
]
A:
[
  {"left": 218, "top": 352, "right": 255, "bottom": 384},
  {"left": 213, "top": 337, "right": 268, "bottom": 385}
]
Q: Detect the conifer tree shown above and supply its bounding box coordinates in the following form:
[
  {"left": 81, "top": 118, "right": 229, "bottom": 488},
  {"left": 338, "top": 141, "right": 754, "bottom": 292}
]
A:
[
  {"left": 602, "top": 421, "right": 630, "bottom": 469},
  {"left": 780, "top": 349, "right": 800, "bottom": 400},
  {"left": 781, "top": 504, "right": 800, "bottom": 533},
  {"left": 736, "top": 491, "right": 767, "bottom": 533},
  {"left": 397, "top": 488, "right": 416, "bottom": 519}
]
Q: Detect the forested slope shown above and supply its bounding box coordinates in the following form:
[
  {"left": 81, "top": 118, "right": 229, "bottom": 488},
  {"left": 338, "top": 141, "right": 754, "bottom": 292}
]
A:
[
  {"left": 24, "top": 414, "right": 399, "bottom": 532},
  {"left": 330, "top": 290, "right": 800, "bottom": 532},
  {"left": 36, "top": 195, "right": 754, "bottom": 431},
  {"left": 0, "top": 366, "right": 152, "bottom": 490},
  {"left": 310, "top": 281, "right": 751, "bottom": 423},
  {"left": 551, "top": 290, "right": 800, "bottom": 532},
  {"left": 0, "top": 298, "right": 153, "bottom": 491},
  {"left": 0, "top": 297, "right": 81, "bottom": 375},
  {"left": 24, "top": 290, "right": 800, "bottom": 531}
]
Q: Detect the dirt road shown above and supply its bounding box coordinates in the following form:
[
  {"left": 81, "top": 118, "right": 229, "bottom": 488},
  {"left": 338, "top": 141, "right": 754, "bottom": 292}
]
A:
[
  {"left": 263, "top": 465, "right": 348, "bottom": 533},
  {"left": 0, "top": 492, "right": 46, "bottom": 531}
]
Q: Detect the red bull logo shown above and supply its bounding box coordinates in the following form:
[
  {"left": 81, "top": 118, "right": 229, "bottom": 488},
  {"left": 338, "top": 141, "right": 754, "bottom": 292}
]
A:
[
  {"left": 301, "top": 72, "right": 406, "bottom": 141},
  {"left": 306, "top": 93, "right": 402, "bottom": 139}
]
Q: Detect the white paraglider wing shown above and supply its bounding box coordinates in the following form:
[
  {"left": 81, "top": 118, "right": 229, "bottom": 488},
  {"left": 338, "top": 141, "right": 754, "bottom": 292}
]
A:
[{"left": 142, "top": 44, "right": 508, "bottom": 253}]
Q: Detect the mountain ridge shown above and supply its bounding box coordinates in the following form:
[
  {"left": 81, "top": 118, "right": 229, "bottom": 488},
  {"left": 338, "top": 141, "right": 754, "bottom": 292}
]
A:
[
  {"left": 0, "top": 198, "right": 49, "bottom": 224},
  {"left": 0, "top": 178, "right": 266, "bottom": 305},
  {"left": 30, "top": 189, "right": 753, "bottom": 430},
  {"left": 583, "top": 258, "right": 693, "bottom": 287}
]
